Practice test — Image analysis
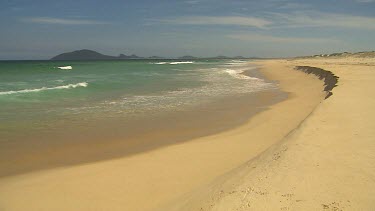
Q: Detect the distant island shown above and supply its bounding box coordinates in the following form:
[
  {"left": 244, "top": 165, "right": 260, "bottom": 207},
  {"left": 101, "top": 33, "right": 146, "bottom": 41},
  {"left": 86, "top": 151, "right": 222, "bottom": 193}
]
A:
[
  {"left": 51, "top": 49, "right": 143, "bottom": 60},
  {"left": 50, "top": 49, "right": 256, "bottom": 60}
]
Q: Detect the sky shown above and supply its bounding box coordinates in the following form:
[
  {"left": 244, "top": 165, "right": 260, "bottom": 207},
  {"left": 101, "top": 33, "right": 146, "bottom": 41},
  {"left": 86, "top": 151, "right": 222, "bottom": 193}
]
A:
[{"left": 0, "top": 0, "right": 375, "bottom": 59}]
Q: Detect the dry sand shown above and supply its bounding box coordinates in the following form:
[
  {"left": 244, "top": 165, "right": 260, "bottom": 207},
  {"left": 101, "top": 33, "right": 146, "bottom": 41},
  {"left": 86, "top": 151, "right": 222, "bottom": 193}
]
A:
[
  {"left": 0, "top": 58, "right": 330, "bottom": 211},
  {"left": 167, "top": 57, "right": 375, "bottom": 210}
]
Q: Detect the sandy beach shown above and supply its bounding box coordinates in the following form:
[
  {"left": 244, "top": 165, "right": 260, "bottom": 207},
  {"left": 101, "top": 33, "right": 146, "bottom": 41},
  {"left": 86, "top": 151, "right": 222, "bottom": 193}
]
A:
[
  {"left": 166, "top": 56, "right": 375, "bottom": 210},
  {"left": 1, "top": 55, "right": 374, "bottom": 211},
  {"left": 2, "top": 0, "right": 374, "bottom": 210}
]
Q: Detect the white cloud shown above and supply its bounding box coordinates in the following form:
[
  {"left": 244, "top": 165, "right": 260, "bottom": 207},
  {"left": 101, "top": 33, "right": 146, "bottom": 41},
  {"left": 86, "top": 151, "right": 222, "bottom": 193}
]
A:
[
  {"left": 278, "top": 2, "right": 311, "bottom": 9},
  {"left": 185, "top": 0, "right": 200, "bottom": 4},
  {"left": 228, "top": 33, "right": 340, "bottom": 43},
  {"left": 23, "top": 17, "right": 109, "bottom": 25},
  {"left": 354, "top": 0, "right": 374, "bottom": 3},
  {"left": 271, "top": 11, "right": 375, "bottom": 30},
  {"left": 155, "top": 16, "right": 272, "bottom": 28},
  {"left": 152, "top": 11, "right": 375, "bottom": 30}
]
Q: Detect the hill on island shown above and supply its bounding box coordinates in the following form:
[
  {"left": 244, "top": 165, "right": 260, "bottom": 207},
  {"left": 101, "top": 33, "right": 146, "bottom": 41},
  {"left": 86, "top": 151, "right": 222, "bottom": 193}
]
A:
[
  {"left": 51, "top": 49, "right": 256, "bottom": 60},
  {"left": 51, "top": 49, "right": 144, "bottom": 60},
  {"left": 177, "top": 55, "right": 198, "bottom": 60}
]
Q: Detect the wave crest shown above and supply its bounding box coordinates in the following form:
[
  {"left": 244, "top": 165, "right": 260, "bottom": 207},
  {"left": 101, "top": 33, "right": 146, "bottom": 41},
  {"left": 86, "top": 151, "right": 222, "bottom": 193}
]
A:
[
  {"left": 169, "top": 61, "right": 194, "bottom": 65},
  {"left": 0, "top": 82, "right": 88, "bottom": 95},
  {"left": 57, "top": 66, "right": 72, "bottom": 70},
  {"left": 151, "top": 61, "right": 195, "bottom": 65}
]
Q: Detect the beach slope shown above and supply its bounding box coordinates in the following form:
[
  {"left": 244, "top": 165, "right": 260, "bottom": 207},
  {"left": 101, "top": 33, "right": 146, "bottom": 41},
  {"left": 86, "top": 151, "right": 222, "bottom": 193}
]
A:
[{"left": 170, "top": 57, "right": 375, "bottom": 210}]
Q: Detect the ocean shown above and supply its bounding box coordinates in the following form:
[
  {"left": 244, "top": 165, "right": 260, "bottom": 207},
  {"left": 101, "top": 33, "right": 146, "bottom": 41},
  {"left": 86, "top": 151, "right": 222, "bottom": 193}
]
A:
[
  {"left": 0, "top": 59, "right": 282, "bottom": 175},
  {"left": 0, "top": 59, "right": 276, "bottom": 141}
]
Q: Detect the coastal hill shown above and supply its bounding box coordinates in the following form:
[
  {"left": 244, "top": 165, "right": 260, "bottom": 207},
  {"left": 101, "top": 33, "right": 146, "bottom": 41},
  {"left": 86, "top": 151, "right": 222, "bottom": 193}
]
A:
[
  {"left": 51, "top": 49, "right": 143, "bottom": 60},
  {"left": 51, "top": 49, "right": 255, "bottom": 60}
]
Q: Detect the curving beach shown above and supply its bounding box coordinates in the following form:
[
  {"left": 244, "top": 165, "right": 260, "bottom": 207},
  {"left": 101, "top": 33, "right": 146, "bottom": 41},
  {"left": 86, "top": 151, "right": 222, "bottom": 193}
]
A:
[
  {"left": 165, "top": 55, "right": 375, "bottom": 210},
  {"left": 2, "top": 0, "right": 375, "bottom": 210},
  {"left": 0, "top": 55, "right": 374, "bottom": 210}
]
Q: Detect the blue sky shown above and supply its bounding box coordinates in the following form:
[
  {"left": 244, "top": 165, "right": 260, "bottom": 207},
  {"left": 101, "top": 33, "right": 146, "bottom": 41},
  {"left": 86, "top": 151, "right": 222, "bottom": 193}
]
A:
[{"left": 1, "top": 0, "right": 375, "bottom": 59}]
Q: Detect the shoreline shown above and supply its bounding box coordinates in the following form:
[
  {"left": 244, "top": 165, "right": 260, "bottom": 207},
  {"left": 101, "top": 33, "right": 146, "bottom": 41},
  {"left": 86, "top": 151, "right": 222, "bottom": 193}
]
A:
[
  {"left": 0, "top": 82, "right": 284, "bottom": 178},
  {"left": 167, "top": 57, "right": 375, "bottom": 210},
  {"left": 0, "top": 60, "right": 327, "bottom": 210}
]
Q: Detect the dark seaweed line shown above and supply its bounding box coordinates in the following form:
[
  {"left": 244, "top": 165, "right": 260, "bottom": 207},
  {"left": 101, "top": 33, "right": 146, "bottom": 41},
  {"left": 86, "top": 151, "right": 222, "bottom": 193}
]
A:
[{"left": 295, "top": 66, "right": 339, "bottom": 99}]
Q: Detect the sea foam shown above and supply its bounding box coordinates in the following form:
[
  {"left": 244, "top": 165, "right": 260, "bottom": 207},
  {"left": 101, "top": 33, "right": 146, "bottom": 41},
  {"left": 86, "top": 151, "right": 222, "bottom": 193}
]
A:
[
  {"left": 57, "top": 66, "right": 72, "bottom": 70},
  {"left": 151, "top": 61, "right": 195, "bottom": 65},
  {"left": 224, "top": 69, "right": 260, "bottom": 80},
  {"left": 0, "top": 82, "right": 88, "bottom": 95},
  {"left": 169, "top": 61, "right": 194, "bottom": 65}
]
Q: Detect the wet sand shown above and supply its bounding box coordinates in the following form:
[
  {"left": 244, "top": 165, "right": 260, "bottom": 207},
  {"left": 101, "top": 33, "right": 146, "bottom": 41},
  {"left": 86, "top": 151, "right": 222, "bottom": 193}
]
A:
[{"left": 0, "top": 88, "right": 284, "bottom": 178}]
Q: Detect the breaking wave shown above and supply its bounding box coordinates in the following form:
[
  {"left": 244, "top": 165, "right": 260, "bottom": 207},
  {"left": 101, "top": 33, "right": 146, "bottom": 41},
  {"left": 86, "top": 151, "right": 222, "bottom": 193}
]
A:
[
  {"left": 224, "top": 69, "right": 260, "bottom": 80},
  {"left": 151, "top": 61, "right": 195, "bottom": 65},
  {"left": 0, "top": 82, "right": 88, "bottom": 95},
  {"left": 57, "top": 66, "right": 72, "bottom": 70},
  {"left": 169, "top": 61, "right": 194, "bottom": 65}
]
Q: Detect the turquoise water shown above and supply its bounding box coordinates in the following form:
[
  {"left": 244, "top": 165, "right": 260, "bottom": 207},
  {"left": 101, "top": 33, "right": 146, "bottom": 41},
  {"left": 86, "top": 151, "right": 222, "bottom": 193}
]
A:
[{"left": 0, "top": 59, "right": 275, "bottom": 142}]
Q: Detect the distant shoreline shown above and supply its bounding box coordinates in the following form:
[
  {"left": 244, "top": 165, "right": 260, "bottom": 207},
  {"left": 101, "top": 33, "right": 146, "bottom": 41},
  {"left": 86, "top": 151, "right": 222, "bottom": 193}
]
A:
[{"left": 1, "top": 50, "right": 373, "bottom": 62}]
